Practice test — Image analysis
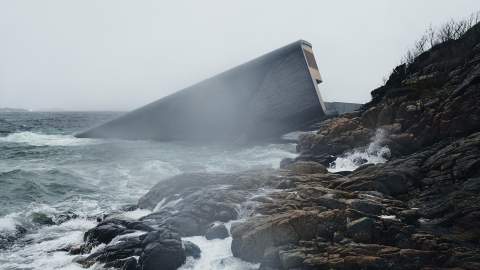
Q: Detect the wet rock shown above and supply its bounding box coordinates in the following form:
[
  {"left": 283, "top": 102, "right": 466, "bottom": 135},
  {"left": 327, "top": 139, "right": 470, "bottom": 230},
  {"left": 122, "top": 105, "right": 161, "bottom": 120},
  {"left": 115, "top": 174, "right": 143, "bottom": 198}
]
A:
[
  {"left": 83, "top": 219, "right": 154, "bottom": 247},
  {"left": 120, "top": 257, "right": 137, "bottom": 270},
  {"left": 398, "top": 209, "right": 420, "bottom": 225},
  {"left": 278, "top": 249, "right": 305, "bottom": 269},
  {"left": 259, "top": 246, "right": 282, "bottom": 269},
  {"left": 54, "top": 211, "right": 78, "bottom": 224},
  {"left": 67, "top": 244, "right": 84, "bottom": 255},
  {"left": 183, "top": 240, "right": 201, "bottom": 259},
  {"left": 205, "top": 223, "right": 229, "bottom": 240},
  {"left": 104, "top": 257, "right": 138, "bottom": 269},
  {"left": 31, "top": 212, "right": 54, "bottom": 225},
  {"left": 251, "top": 195, "right": 274, "bottom": 203},
  {"left": 463, "top": 177, "right": 480, "bottom": 192},
  {"left": 346, "top": 217, "right": 375, "bottom": 243},
  {"left": 138, "top": 230, "right": 186, "bottom": 270},
  {"left": 279, "top": 158, "right": 294, "bottom": 168},
  {"left": 120, "top": 204, "right": 138, "bottom": 212},
  {"left": 282, "top": 161, "right": 328, "bottom": 174},
  {"left": 216, "top": 210, "right": 237, "bottom": 222},
  {"left": 138, "top": 171, "right": 274, "bottom": 210},
  {"left": 231, "top": 210, "right": 346, "bottom": 262},
  {"left": 316, "top": 194, "right": 347, "bottom": 210},
  {"left": 139, "top": 170, "right": 280, "bottom": 236},
  {"left": 78, "top": 226, "right": 186, "bottom": 270},
  {"left": 347, "top": 199, "right": 384, "bottom": 215},
  {"left": 276, "top": 179, "right": 296, "bottom": 189}
]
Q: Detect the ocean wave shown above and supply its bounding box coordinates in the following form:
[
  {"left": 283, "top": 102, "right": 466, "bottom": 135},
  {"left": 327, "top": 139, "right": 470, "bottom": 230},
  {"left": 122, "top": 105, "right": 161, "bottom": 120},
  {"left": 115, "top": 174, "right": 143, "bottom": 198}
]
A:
[
  {"left": 328, "top": 129, "right": 391, "bottom": 172},
  {"left": 204, "top": 143, "right": 297, "bottom": 172},
  {"left": 0, "top": 217, "right": 97, "bottom": 270},
  {"left": 0, "top": 132, "right": 100, "bottom": 147},
  {"left": 0, "top": 169, "right": 96, "bottom": 215},
  {"left": 142, "top": 160, "right": 182, "bottom": 176},
  {"left": 0, "top": 213, "right": 19, "bottom": 233}
]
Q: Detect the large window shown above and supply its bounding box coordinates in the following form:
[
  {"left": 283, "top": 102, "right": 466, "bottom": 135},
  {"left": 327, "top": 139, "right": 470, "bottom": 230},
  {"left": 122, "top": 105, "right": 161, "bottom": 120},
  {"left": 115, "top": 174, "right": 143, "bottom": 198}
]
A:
[{"left": 304, "top": 50, "right": 319, "bottom": 70}]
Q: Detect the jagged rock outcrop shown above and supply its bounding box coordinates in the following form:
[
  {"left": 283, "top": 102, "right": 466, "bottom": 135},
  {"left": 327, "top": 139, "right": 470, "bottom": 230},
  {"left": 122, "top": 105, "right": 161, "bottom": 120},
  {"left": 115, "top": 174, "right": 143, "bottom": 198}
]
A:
[
  {"left": 230, "top": 22, "right": 480, "bottom": 270},
  {"left": 299, "top": 23, "right": 480, "bottom": 161}
]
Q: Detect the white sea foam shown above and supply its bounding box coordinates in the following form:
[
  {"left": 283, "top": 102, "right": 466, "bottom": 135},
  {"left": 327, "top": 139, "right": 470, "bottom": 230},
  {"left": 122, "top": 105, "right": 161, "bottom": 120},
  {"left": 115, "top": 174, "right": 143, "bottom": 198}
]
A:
[
  {"left": 120, "top": 208, "right": 152, "bottom": 220},
  {"left": 180, "top": 222, "right": 258, "bottom": 270},
  {"left": 0, "top": 213, "right": 19, "bottom": 233},
  {"left": 0, "top": 132, "right": 99, "bottom": 146},
  {"left": 329, "top": 129, "right": 391, "bottom": 172},
  {"left": 142, "top": 160, "right": 182, "bottom": 176},
  {"left": 205, "top": 144, "right": 297, "bottom": 172},
  {"left": 380, "top": 215, "right": 397, "bottom": 220},
  {"left": 0, "top": 217, "right": 97, "bottom": 270}
]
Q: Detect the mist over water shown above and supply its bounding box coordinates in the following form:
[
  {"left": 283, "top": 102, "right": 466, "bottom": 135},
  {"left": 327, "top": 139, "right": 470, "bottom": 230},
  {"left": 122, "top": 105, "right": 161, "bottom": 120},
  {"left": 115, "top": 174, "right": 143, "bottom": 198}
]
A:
[{"left": 0, "top": 112, "right": 296, "bottom": 270}]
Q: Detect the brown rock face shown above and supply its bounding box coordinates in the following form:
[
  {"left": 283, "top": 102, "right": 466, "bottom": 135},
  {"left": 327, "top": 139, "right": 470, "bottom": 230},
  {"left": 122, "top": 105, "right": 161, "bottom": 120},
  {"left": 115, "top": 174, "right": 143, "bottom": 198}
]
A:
[
  {"left": 281, "top": 160, "right": 328, "bottom": 174},
  {"left": 231, "top": 209, "right": 346, "bottom": 262},
  {"left": 229, "top": 23, "right": 480, "bottom": 270}
]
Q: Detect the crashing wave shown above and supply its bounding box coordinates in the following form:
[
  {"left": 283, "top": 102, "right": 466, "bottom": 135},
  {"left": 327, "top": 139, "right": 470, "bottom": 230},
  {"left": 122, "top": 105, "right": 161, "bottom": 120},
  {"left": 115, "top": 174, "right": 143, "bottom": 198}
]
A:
[
  {"left": 0, "top": 132, "right": 99, "bottom": 146},
  {"left": 328, "top": 129, "right": 391, "bottom": 172}
]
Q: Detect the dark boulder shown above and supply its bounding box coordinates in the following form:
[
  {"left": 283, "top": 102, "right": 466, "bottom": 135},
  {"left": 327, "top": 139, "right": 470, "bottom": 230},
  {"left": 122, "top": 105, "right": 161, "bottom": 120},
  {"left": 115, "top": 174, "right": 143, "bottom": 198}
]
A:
[
  {"left": 77, "top": 225, "right": 187, "bottom": 270},
  {"left": 276, "top": 179, "right": 296, "bottom": 189},
  {"left": 120, "top": 257, "right": 138, "bottom": 270},
  {"left": 183, "top": 240, "right": 201, "bottom": 259},
  {"left": 54, "top": 211, "right": 78, "bottom": 224},
  {"left": 205, "top": 223, "right": 229, "bottom": 240},
  {"left": 138, "top": 230, "right": 186, "bottom": 270},
  {"left": 83, "top": 219, "right": 154, "bottom": 247},
  {"left": 31, "top": 212, "right": 54, "bottom": 225}
]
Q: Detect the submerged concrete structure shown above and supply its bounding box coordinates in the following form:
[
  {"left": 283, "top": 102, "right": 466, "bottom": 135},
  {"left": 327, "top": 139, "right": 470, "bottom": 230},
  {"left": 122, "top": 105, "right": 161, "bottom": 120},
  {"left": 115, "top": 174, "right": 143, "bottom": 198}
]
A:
[{"left": 77, "top": 40, "right": 327, "bottom": 141}]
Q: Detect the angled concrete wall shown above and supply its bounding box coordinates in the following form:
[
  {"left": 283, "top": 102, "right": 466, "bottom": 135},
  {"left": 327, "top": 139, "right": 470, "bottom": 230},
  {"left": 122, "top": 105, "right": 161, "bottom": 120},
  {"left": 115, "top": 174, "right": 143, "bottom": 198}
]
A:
[{"left": 77, "top": 40, "right": 326, "bottom": 141}]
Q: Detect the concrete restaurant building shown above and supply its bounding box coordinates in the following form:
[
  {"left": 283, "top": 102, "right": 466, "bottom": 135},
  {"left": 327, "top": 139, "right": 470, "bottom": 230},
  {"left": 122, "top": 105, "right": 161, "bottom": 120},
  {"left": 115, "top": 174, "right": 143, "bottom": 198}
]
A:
[{"left": 77, "top": 40, "right": 327, "bottom": 141}]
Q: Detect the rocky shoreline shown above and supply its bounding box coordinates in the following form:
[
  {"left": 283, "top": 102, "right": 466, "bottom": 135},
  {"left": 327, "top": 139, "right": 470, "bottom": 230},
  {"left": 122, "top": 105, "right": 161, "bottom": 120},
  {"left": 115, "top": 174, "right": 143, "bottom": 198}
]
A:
[{"left": 69, "top": 23, "right": 480, "bottom": 269}]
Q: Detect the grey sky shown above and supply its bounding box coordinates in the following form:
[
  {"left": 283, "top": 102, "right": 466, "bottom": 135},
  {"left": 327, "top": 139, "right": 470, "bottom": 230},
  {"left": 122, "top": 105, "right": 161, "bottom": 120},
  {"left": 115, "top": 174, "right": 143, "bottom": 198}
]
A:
[{"left": 0, "top": 1, "right": 478, "bottom": 111}]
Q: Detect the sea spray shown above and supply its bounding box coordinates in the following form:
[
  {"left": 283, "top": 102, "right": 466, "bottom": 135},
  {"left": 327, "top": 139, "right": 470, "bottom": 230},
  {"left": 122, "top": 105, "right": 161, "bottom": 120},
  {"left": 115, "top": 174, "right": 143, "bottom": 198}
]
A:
[{"left": 328, "top": 129, "right": 391, "bottom": 172}]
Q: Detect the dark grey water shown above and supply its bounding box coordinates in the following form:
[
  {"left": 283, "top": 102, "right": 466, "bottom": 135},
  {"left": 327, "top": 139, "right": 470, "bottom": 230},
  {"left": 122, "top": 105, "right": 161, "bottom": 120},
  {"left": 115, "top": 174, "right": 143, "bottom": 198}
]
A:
[{"left": 0, "top": 112, "right": 296, "bottom": 270}]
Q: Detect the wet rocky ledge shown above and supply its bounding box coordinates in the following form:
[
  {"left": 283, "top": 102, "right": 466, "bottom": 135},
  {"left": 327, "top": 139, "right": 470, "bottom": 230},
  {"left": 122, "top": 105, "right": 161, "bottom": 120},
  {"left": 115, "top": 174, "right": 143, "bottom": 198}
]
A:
[
  {"left": 69, "top": 129, "right": 480, "bottom": 270},
  {"left": 69, "top": 22, "right": 480, "bottom": 269}
]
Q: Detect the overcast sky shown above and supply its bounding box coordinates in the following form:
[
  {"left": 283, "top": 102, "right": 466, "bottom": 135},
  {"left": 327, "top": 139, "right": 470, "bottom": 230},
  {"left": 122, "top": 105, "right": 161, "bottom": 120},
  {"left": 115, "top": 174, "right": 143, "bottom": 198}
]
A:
[{"left": 0, "top": 1, "right": 478, "bottom": 111}]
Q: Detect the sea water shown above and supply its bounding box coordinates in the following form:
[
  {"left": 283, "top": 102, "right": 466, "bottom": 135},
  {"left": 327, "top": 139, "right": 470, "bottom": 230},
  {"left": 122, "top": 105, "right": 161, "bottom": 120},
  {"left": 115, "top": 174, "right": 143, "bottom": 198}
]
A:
[{"left": 0, "top": 112, "right": 296, "bottom": 270}]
